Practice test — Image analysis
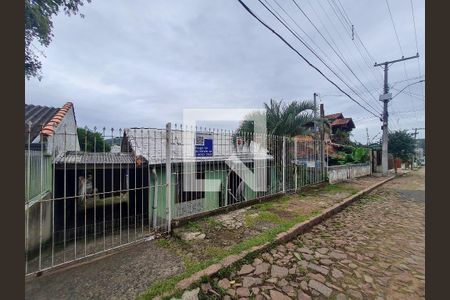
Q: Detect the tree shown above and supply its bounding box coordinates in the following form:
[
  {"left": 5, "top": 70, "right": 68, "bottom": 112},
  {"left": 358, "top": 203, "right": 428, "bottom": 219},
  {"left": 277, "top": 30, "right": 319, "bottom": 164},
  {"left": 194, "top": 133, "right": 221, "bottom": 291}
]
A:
[
  {"left": 388, "top": 130, "right": 416, "bottom": 161},
  {"left": 25, "top": 0, "right": 91, "bottom": 80},
  {"left": 332, "top": 128, "right": 352, "bottom": 145},
  {"left": 77, "top": 128, "right": 111, "bottom": 152},
  {"left": 236, "top": 99, "right": 316, "bottom": 137}
]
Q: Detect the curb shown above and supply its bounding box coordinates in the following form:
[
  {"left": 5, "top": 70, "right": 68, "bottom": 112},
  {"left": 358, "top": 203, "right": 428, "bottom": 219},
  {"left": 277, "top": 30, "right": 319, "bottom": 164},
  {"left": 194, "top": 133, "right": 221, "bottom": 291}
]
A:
[{"left": 173, "top": 174, "right": 397, "bottom": 292}]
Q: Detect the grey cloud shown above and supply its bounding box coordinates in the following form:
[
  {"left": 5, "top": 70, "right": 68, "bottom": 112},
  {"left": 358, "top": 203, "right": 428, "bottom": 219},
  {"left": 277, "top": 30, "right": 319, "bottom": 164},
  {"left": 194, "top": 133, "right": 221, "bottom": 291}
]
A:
[{"left": 25, "top": 0, "right": 425, "bottom": 143}]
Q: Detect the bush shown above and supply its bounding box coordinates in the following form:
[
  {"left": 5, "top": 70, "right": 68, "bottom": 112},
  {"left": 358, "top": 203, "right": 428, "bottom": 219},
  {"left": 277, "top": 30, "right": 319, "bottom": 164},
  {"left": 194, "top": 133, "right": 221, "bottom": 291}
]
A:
[{"left": 328, "top": 147, "right": 369, "bottom": 166}]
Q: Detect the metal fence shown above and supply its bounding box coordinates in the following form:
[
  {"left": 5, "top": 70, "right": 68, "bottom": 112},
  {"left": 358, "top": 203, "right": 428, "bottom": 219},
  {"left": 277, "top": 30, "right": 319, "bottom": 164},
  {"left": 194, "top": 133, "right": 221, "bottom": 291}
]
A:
[
  {"left": 25, "top": 150, "right": 52, "bottom": 203},
  {"left": 25, "top": 123, "right": 328, "bottom": 275}
]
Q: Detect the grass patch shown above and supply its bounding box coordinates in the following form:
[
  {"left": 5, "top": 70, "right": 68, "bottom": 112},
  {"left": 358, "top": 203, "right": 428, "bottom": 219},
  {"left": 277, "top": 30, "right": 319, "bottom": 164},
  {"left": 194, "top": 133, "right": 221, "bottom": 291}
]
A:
[
  {"left": 244, "top": 210, "right": 282, "bottom": 227},
  {"left": 138, "top": 180, "right": 362, "bottom": 299},
  {"left": 320, "top": 183, "right": 346, "bottom": 193},
  {"left": 253, "top": 200, "right": 275, "bottom": 211},
  {"left": 138, "top": 210, "right": 319, "bottom": 300},
  {"left": 204, "top": 217, "right": 221, "bottom": 227},
  {"left": 156, "top": 238, "right": 172, "bottom": 248},
  {"left": 185, "top": 220, "right": 202, "bottom": 231},
  {"left": 203, "top": 246, "right": 227, "bottom": 260},
  {"left": 252, "top": 195, "right": 291, "bottom": 211}
]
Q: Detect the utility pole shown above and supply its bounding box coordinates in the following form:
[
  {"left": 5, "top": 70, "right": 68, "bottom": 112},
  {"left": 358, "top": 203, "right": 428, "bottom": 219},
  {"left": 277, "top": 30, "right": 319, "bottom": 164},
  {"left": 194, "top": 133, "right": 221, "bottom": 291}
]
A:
[
  {"left": 374, "top": 54, "right": 419, "bottom": 175},
  {"left": 366, "top": 128, "right": 369, "bottom": 146},
  {"left": 313, "top": 92, "right": 318, "bottom": 136},
  {"left": 411, "top": 127, "right": 425, "bottom": 169}
]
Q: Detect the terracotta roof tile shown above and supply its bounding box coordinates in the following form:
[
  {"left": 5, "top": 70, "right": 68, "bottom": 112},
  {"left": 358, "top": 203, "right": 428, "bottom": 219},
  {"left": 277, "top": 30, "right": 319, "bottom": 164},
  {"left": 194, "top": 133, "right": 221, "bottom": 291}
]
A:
[
  {"left": 41, "top": 102, "right": 73, "bottom": 137},
  {"left": 325, "top": 113, "right": 343, "bottom": 120},
  {"left": 331, "top": 118, "right": 355, "bottom": 128}
]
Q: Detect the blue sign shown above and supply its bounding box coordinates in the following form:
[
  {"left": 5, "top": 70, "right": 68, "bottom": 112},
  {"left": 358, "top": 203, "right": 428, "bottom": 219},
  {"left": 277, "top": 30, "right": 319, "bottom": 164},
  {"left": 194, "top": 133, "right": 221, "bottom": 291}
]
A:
[{"left": 195, "top": 133, "right": 213, "bottom": 157}]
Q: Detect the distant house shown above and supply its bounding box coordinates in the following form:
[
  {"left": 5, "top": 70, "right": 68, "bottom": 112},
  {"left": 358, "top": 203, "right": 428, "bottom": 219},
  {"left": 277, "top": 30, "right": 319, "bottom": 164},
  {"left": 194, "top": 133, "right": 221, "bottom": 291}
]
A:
[
  {"left": 324, "top": 112, "right": 355, "bottom": 134},
  {"left": 296, "top": 105, "right": 356, "bottom": 161}
]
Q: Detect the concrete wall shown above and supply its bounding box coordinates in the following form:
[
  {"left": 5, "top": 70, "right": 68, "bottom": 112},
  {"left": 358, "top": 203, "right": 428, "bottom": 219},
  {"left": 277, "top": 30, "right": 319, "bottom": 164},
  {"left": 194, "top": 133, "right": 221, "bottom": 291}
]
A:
[
  {"left": 47, "top": 107, "right": 80, "bottom": 156},
  {"left": 26, "top": 193, "right": 53, "bottom": 254},
  {"left": 328, "top": 163, "right": 371, "bottom": 184}
]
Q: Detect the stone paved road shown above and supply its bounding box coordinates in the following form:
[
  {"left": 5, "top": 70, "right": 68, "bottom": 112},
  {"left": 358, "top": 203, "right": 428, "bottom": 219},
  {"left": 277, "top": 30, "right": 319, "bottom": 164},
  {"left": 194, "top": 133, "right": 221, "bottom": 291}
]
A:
[{"left": 208, "top": 169, "right": 425, "bottom": 300}]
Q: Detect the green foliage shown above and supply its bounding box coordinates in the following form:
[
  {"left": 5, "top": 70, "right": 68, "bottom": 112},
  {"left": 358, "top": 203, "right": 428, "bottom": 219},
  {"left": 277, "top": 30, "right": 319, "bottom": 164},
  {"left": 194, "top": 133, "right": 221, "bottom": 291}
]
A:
[
  {"left": 332, "top": 128, "right": 351, "bottom": 144},
  {"left": 328, "top": 146, "right": 369, "bottom": 166},
  {"left": 388, "top": 130, "right": 416, "bottom": 161},
  {"left": 351, "top": 147, "right": 369, "bottom": 163},
  {"left": 77, "top": 128, "right": 111, "bottom": 152},
  {"left": 235, "top": 99, "right": 317, "bottom": 138},
  {"left": 25, "top": 0, "right": 91, "bottom": 79}
]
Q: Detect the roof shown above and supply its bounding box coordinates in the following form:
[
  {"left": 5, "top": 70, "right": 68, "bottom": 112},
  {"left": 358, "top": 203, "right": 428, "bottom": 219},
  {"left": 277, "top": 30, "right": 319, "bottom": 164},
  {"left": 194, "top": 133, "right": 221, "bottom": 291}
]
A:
[
  {"left": 325, "top": 113, "right": 343, "bottom": 120},
  {"left": 41, "top": 102, "right": 74, "bottom": 136},
  {"left": 123, "top": 128, "right": 272, "bottom": 165},
  {"left": 331, "top": 118, "right": 355, "bottom": 129},
  {"left": 25, "top": 102, "right": 75, "bottom": 144},
  {"left": 25, "top": 104, "right": 59, "bottom": 144},
  {"left": 54, "top": 151, "right": 135, "bottom": 165}
]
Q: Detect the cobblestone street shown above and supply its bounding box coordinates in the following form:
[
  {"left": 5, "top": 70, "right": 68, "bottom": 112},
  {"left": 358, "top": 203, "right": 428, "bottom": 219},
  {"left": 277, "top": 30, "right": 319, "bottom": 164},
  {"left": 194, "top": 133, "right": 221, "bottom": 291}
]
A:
[{"left": 203, "top": 169, "right": 425, "bottom": 300}]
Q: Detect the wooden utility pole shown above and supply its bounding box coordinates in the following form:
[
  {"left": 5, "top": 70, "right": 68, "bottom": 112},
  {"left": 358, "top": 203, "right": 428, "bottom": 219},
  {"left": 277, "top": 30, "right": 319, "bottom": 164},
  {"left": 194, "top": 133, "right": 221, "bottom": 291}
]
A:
[{"left": 374, "top": 54, "right": 419, "bottom": 175}]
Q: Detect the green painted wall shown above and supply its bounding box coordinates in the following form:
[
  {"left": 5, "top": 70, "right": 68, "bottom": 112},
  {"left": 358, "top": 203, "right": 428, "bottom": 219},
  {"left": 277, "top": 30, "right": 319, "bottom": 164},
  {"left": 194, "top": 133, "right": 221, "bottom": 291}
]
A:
[{"left": 147, "top": 164, "right": 281, "bottom": 222}]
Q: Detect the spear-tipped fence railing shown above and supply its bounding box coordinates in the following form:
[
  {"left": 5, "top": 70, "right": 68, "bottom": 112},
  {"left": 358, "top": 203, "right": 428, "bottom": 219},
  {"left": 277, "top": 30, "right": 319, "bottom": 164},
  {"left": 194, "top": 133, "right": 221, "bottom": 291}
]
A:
[{"left": 25, "top": 123, "right": 328, "bottom": 275}]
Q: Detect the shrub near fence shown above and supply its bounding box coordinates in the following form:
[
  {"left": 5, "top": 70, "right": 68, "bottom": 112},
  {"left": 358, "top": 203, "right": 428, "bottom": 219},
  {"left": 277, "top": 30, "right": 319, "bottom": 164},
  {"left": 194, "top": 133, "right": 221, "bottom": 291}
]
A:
[{"left": 328, "top": 163, "right": 371, "bottom": 184}]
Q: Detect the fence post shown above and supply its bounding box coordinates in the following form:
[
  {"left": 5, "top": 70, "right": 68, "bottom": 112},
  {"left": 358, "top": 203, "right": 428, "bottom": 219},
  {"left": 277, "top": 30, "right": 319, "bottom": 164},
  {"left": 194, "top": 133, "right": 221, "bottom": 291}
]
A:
[
  {"left": 294, "top": 138, "right": 297, "bottom": 192},
  {"left": 282, "top": 136, "right": 286, "bottom": 193},
  {"left": 165, "top": 122, "right": 172, "bottom": 233},
  {"left": 25, "top": 121, "right": 31, "bottom": 274},
  {"left": 326, "top": 141, "right": 329, "bottom": 182}
]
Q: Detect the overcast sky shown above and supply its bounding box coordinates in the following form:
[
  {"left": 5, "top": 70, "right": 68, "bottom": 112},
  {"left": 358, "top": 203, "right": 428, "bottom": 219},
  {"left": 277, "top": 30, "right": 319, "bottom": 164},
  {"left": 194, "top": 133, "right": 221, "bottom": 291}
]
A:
[{"left": 25, "top": 0, "right": 425, "bottom": 142}]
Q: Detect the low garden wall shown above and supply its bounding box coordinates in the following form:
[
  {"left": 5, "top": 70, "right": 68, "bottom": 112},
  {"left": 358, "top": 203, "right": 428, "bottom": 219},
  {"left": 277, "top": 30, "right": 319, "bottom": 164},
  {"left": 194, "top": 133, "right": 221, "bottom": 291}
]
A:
[{"left": 328, "top": 163, "right": 371, "bottom": 183}]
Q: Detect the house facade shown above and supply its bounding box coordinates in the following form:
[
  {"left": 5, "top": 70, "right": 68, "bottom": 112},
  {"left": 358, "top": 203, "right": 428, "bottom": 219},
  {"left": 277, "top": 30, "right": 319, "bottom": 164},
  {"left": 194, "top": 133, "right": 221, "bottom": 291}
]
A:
[
  {"left": 121, "top": 128, "right": 278, "bottom": 222},
  {"left": 25, "top": 102, "right": 80, "bottom": 254}
]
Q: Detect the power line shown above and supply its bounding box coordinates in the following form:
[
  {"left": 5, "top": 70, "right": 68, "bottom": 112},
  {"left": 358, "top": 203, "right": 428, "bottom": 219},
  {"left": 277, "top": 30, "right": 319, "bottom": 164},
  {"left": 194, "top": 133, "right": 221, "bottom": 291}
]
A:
[
  {"left": 288, "top": 0, "right": 382, "bottom": 110},
  {"left": 385, "top": 0, "right": 403, "bottom": 55},
  {"left": 325, "top": 0, "right": 385, "bottom": 91},
  {"left": 256, "top": 0, "right": 382, "bottom": 115},
  {"left": 268, "top": 0, "right": 382, "bottom": 113},
  {"left": 391, "top": 87, "right": 424, "bottom": 101},
  {"left": 236, "top": 0, "right": 381, "bottom": 119},
  {"left": 409, "top": 0, "right": 425, "bottom": 99},
  {"left": 302, "top": 0, "right": 383, "bottom": 89},
  {"left": 264, "top": 0, "right": 370, "bottom": 105},
  {"left": 390, "top": 75, "right": 424, "bottom": 88},
  {"left": 391, "top": 79, "right": 425, "bottom": 101},
  {"left": 332, "top": 0, "right": 385, "bottom": 85},
  {"left": 385, "top": 0, "right": 420, "bottom": 124}
]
